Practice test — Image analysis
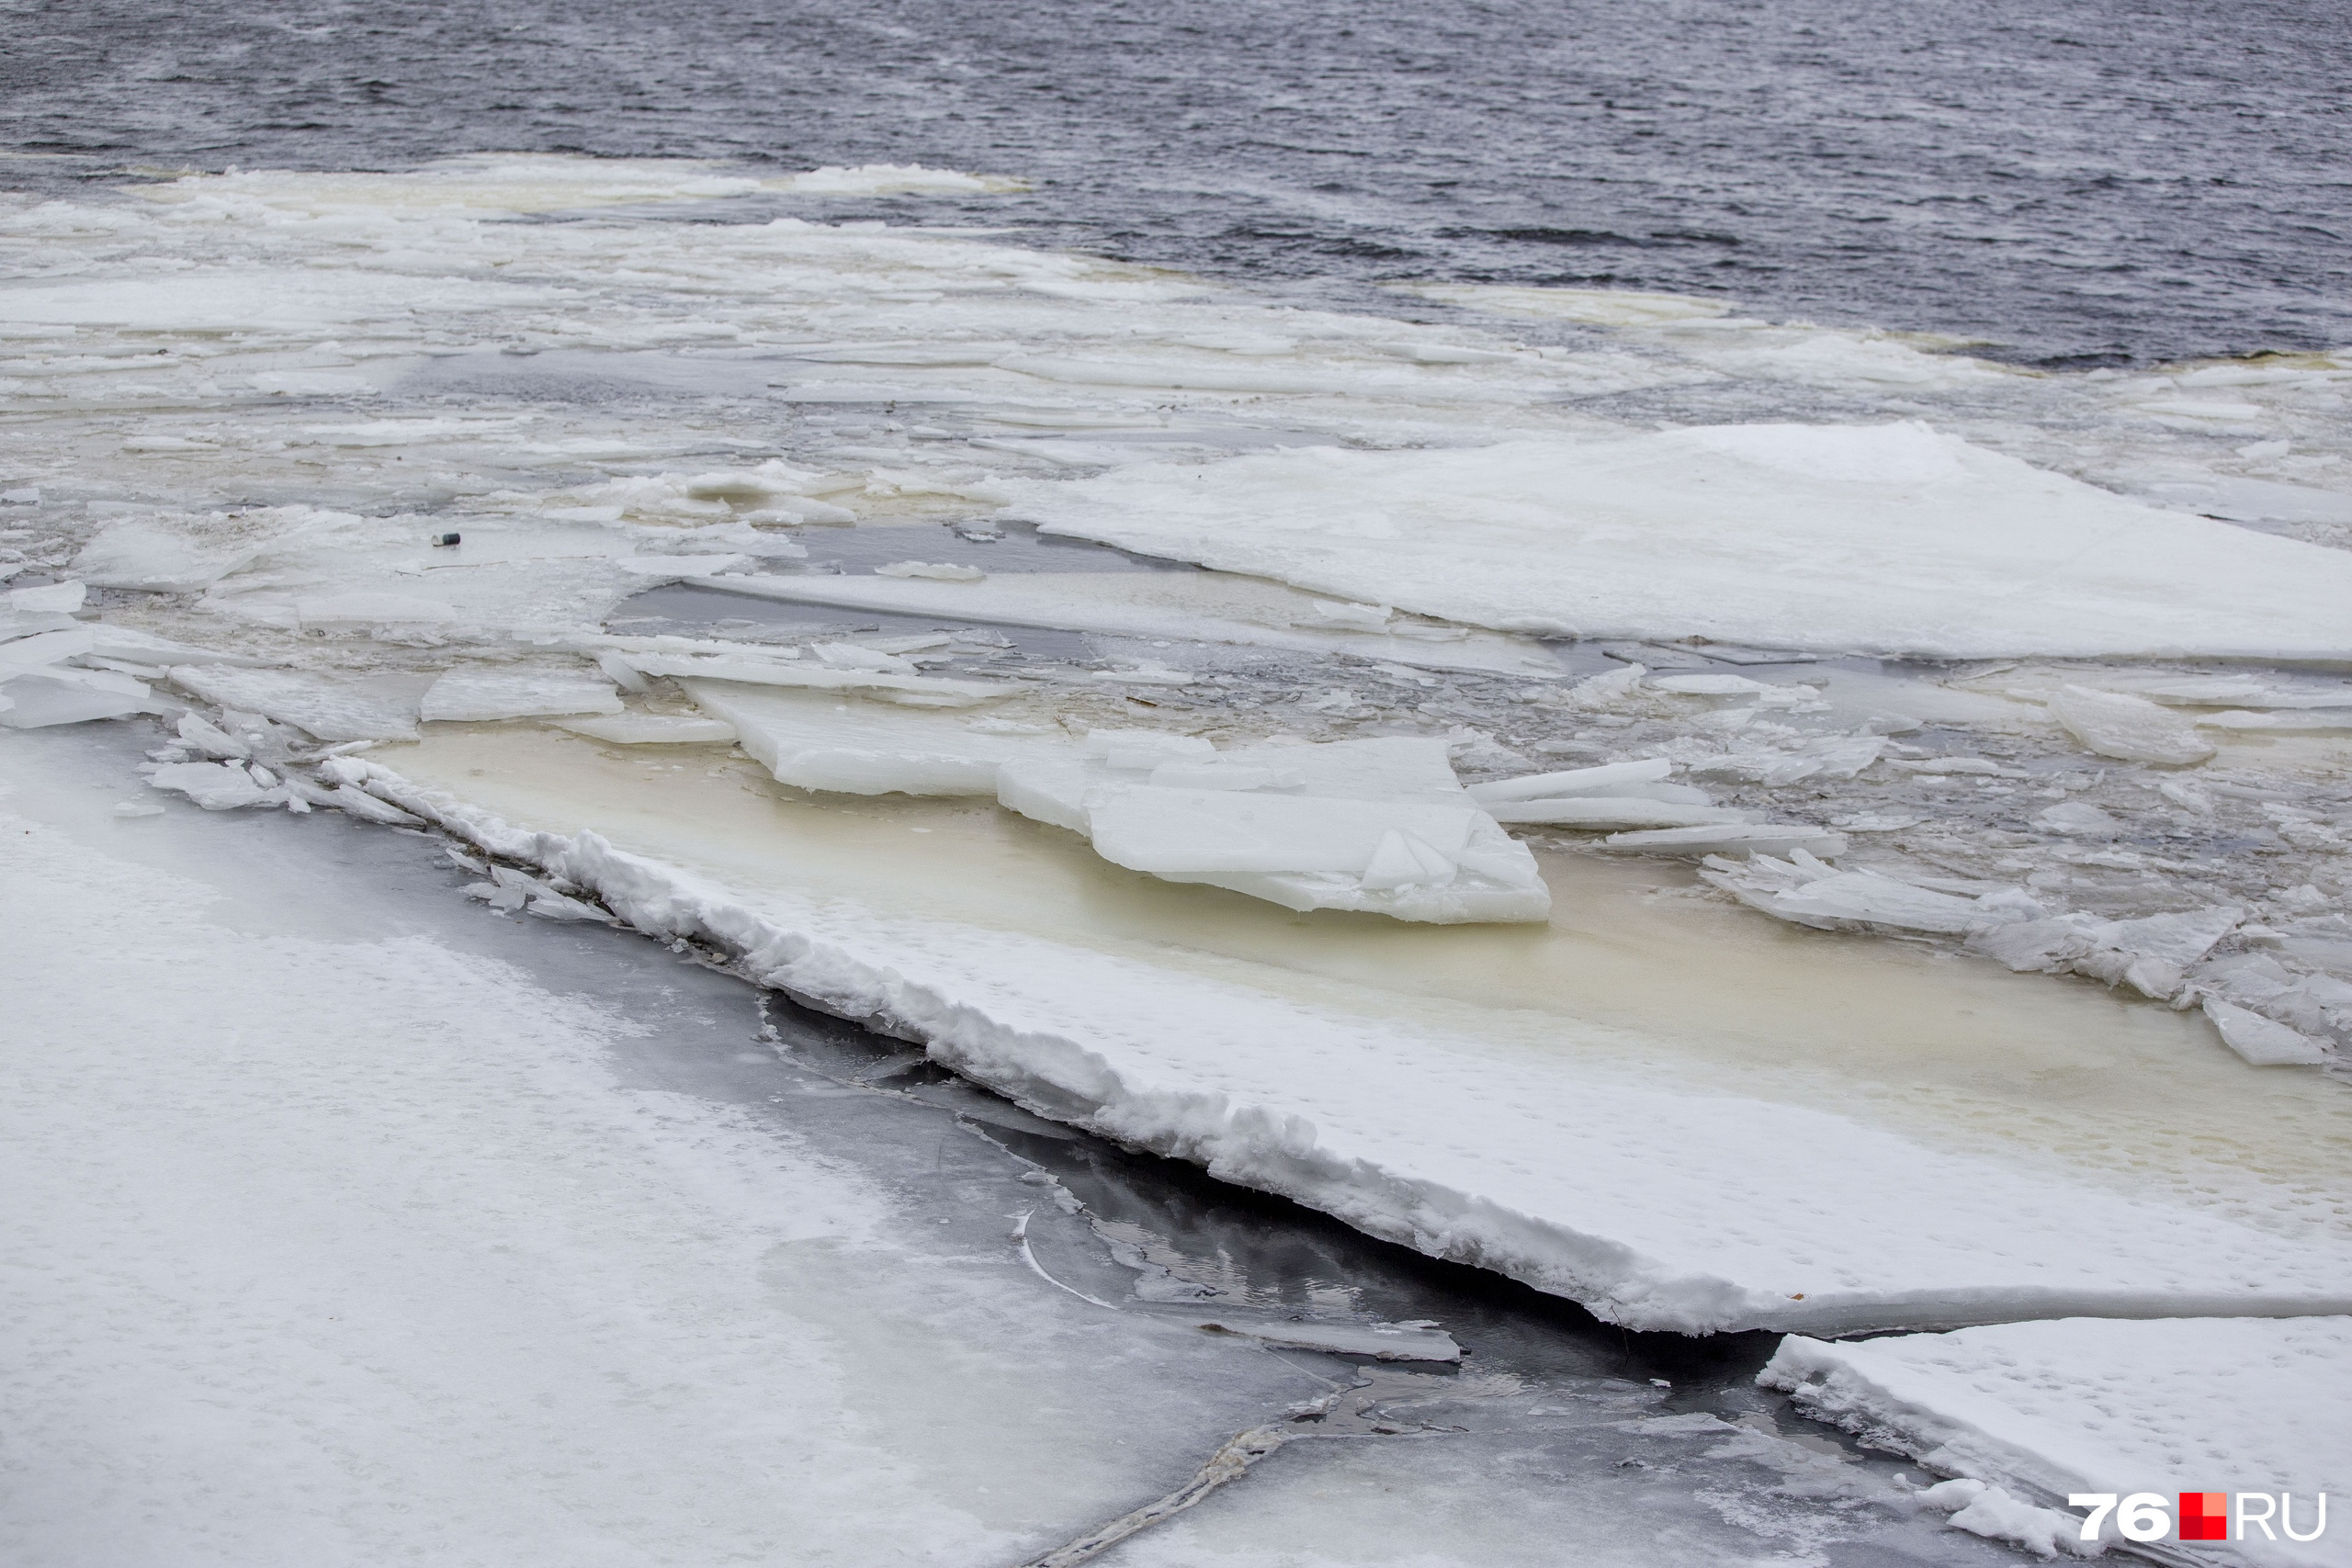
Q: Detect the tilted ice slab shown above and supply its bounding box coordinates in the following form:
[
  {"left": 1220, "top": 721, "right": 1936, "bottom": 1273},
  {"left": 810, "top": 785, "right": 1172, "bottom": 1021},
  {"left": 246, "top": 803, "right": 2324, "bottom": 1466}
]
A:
[
  {"left": 1763, "top": 1318, "right": 2352, "bottom": 1565},
  {"left": 680, "top": 685, "right": 1546, "bottom": 923},
  {"left": 683, "top": 680, "right": 1068, "bottom": 795},
  {"left": 999, "top": 731, "right": 1551, "bottom": 924},
  {"left": 419, "top": 667, "right": 622, "bottom": 724},
  {"left": 315, "top": 758, "right": 2352, "bottom": 1335},
  {"left": 691, "top": 569, "right": 1568, "bottom": 679},
  {"left": 170, "top": 665, "right": 424, "bottom": 743},
  {"left": 1005, "top": 422, "right": 2352, "bottom": 660}
]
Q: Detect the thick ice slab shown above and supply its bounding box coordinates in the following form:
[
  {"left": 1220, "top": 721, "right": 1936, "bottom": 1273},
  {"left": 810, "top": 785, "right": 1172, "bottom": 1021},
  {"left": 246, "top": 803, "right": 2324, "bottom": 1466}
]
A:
[
  {"left": 322, "top": 746, "right": 2352, "bottom": 1335},
  {"left": 419, "top": 666, "right": 622, "bottom": 723},
  {"left": 684, "top": 678, "right": 1069, "bottom": 795},
  {"left": 1764, "top": 1318, "right": 2352, "bottom": 1564},
  {"left": 1006, "top": 423, "right": 2352, "bottom": 660},
  {"left": 992, "top": 730, "right": 1549, "bottom": 923}
]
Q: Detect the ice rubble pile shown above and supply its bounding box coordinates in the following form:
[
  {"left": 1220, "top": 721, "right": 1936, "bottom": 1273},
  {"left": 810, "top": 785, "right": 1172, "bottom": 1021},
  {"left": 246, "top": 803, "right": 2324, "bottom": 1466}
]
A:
[
  {"left": 1764, "top": 1317, "right": 2352, "bottom": 1565},
  {"left": 1702, "top": 851, "right": 2345, "bottom": 1067},
  {"left": 0, "top": 581, "right": 209, "bottom": 730}
]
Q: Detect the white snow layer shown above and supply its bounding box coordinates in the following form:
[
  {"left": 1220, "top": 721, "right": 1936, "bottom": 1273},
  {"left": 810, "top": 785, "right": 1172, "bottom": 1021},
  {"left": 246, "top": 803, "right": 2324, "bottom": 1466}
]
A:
[
  {"left": 1004, "top": 423, "right": 2352, "bottom": 660},
  {"left": 0, "top": 802, "right": 1038, "bottom": 1565},
  {"left": 1764, "top": 1317, "right": 2352, "bottom": 1565},
  {"left": 307, "top": 758, "right": 2352, "bottom": 1336}
]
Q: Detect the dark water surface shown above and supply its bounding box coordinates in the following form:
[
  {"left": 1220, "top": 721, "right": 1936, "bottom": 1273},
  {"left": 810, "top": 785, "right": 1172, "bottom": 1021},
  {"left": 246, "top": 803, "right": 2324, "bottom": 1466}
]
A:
[{"left": 5, "top": 0, "right": 2347, "bottom": 367}]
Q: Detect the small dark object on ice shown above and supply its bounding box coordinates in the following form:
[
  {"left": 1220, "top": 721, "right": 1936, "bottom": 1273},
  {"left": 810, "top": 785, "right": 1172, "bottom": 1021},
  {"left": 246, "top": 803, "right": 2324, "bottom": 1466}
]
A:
[{"left": 433, "top": 532, "right": 461, "bottom": 547}]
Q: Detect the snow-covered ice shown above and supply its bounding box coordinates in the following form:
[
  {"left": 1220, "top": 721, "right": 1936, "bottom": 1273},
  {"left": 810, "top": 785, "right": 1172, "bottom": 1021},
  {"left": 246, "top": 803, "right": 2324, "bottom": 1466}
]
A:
[
  {"left": 1, "top": 726, "right": 2027, "bottom": 1568},
  {"left": 272, "top": 740, "right": 2352, "bottom": 1336},
  {"left": 1764, "top": 1317, "right": 2352, "bottom": 1564},
  {"left": 6, "top": 158, "right": 2352, "bottom": 1528},
  {"left": 1007, "top": 424, "right": 2352, "bottom": 660}
]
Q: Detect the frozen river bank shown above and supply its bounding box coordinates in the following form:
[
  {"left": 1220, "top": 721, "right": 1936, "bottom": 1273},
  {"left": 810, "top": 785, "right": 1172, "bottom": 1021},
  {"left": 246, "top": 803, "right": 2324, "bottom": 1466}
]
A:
[{"left": 4, "top": 722, "right": 2030, "bottom": 1567}]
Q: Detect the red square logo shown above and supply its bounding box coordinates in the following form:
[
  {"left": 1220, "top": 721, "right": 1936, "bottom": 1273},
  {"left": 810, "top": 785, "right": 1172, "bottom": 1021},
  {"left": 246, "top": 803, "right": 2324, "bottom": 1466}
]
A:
[{"left": 2179, "top": 1492, "right": 2229, "bottom": 1541}]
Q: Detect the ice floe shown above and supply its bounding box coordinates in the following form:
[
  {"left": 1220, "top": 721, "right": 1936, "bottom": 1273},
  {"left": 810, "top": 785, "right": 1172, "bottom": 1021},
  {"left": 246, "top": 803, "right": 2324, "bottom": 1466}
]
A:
[
  {"left": 685, "top": 681, "right": 1067, "bottom": 795},
  {"left": 1007, "top": 423, "right": 2352, "bottom": 659},
  {"left": 1764, "top": 1318, "right": 2351, "bottom": 1564},
  {"left": 418, "top": 667, "right": 624, "bottom": 723},
  {"left": 2045, "top": 684, "right": 2215, "bottom": 765},
  {"left": 993, "top": 730, "right": 1550, "bottom": 922}
]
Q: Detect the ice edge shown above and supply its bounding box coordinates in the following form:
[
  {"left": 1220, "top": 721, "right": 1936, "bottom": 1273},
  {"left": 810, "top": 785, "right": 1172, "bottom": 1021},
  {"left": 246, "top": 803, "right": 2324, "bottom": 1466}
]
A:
[{"left": 339, "top": 760, "right": 2352, "bottom": 1337}]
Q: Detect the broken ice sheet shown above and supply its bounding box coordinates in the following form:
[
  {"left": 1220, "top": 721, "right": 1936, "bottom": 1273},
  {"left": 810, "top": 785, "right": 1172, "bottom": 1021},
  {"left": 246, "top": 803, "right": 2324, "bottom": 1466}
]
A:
[
  {"left": 1005, "top": 423, "right": 2352, "bottom": 660},
  {"left": 2044, "top": 684, "right": 2214, "bottom": 765},
  {"left": 1762, "top": 1318, "right": 2350, "bottom": 1562},
  {"left": 684, "top": 680, "right": 1066, "bottom": 795},
  {"left": 419, "top": 667, "right": 624, "bottom": 724},
  {"left": 1001, "top": 731, "right": 1551, "bottom": 923},
  {"left": 171, "top": 665, "right": 424, "bottom": 742}
]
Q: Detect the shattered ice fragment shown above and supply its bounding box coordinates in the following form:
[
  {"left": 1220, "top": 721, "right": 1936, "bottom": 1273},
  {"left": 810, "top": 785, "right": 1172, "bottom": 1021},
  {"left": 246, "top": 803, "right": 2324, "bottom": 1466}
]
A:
[
  {"left": 2031, "top": 801, "right": 2122, "bottom": 837},
  {"left": 1650, "top": 671, "right": 1772, "bottom": 696},
  {"left": 74, "top": 522, "right": 263, "bottom": 592},
  {"left": 1007, "top": 734, "right": 1549, "bottom": 922},
  {"left": 1703, "top": 859, "right": 2043, "bottom": 936},
  {"left": 1086, "top": 728, "right": 1216, "bottom": 770},
  {"left": 1466, "top": 757, "right": 1671, "bottom": 805},
  {"left": 685, "top": 681, "right": 1064, "bottom": 795},
  {"left": 811, "top": 641, "right": 917, "bottom": 674},
  {"left": 171, "top": 666, "right": 421, "bottom": 742},
  {"left": 875, "top": 560, "right": 984, "bottom": 581},
  {"left": 1193, "top": 1317, "right": 1461, "bottom": 1362},
  {"left": 2194, "top": 708, "right": 2352, "bottom": 732},
  {"left": 421, "top": 668, "right": 624, "bottom": 723},
  {"left": 1360, "top": 829, "right": 1460, "bottom": 890},
  {"left": 1559, "top": 663, "right": 1645, "bottom": 707},
  {"left": 2200, "top": 998, "right": 2330, "bottom": 1066},
  {"left": 143, "top": 761, "right": 273, "bottom": 811},
  {"left": 0, "top": 671, "right": 154, "bottom": 728},
  {"left": 175, "top": 712, "right": 251, "bottom": 761},
  {"left": 112, "top": 799, "right": 165, "bottom": 818},
  {"left": 0, "top": 626, "right": 96, "bottom": 676},
  {"left": 552, "top": 713, "right": 739, "bottom": 745},
  {"left": 322, "top": 784, "right": 426, "bottom": 826},
  {"left": 1968, "top": 906, "right": 2243, "bottom": 1006},
  {"left": 2046, "top": 685, "right": 2213, "bottom": 765},
  {"left": 1489, "top": 798, "right": 1747, "bottom": 829},
  {"left": 1600, "top": 823, "right": 1848, "bottom": 858},
  {"left": 7, "top": 580, "right": 86, "bottom": 614},
  {"left": 1306, "top": 598, "right": 1392, "bottom": 629},
  {"left": 616, "top": 650, "right": 1016, "bottom": 707},
  {"left": 614, "top": 553, "right": 754, "bottom": 579},
  {"left": 296, "top": 592, "right": 460, "bottom": 626}
]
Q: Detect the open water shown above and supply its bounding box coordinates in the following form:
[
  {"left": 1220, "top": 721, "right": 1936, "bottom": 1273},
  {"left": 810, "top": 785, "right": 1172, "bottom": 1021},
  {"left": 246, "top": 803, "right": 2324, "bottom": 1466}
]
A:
[{"left": 4, "top": 0, "right": 2347, "bottom": 366}]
